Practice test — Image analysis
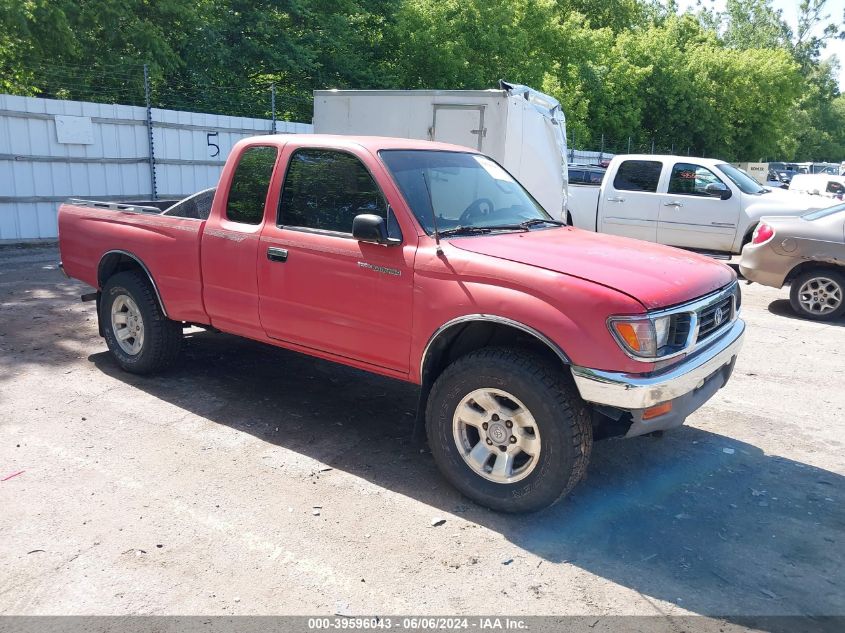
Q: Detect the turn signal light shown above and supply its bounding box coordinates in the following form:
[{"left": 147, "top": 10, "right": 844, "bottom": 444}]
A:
[
  {"left": 643, "top": 402, "right": 673, "bottom": 420},
  {"left": 614, "top": 321, "right": 649, "bottom": 352},
  {"left": 608, "top": 315, "right": 672, "bottom": 358},
  {"left": 752, "top": 223, "right": 774, "bottom": 245}
]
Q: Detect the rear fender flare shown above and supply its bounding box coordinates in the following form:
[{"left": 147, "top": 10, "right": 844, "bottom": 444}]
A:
[{"left": 97, "top": 249, "right": 168, "bottom": 317}]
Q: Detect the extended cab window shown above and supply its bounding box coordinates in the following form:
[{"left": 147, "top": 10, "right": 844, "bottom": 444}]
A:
[
  {"left": 569, "top": 169, "right": 585, "bottom": 184},
  {"left": 279, "top": 149, "right": 390, "bottom": 234},
  {"left": 668, "top": 163, "right": 726, "bottom": 196},
  {"left": 613, "top": 160, "right": 662, "bottom": 192},
  {"left": 226, "top": 146, "right": 278, "bottom": 224}
]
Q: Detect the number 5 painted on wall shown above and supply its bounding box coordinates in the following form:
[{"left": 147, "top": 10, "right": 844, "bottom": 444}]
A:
[{"left": 207, "top": 132, "right": 220, "bottom": 157}]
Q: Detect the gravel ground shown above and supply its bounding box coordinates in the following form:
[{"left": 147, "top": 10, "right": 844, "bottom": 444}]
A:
[{"left": 1, "top": 244, "right": 843, "bottom": 619}]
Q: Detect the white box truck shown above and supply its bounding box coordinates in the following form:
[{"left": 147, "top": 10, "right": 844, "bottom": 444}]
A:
[
  {"left": 733, "top": 162, "right": 769, "bottom": 184},
  {"left": 312, "top": 82, "right": 569, "bottom": 217}
]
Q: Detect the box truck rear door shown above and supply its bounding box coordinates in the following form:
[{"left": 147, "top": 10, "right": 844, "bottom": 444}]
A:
[{"left": 432, "top": 105, "right": 485, "bottom": 151}]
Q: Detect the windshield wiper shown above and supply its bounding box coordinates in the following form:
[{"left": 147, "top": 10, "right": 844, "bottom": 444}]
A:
[
  {"left": 438, "top": 224, "right": 528, "bottom": 237},
  {"left": 438, "top": 219, "right": 564, "bottom": 237},
  {"left": 519, "top": 218, "right": 566, "bottom": 228},
  {"left": 437, "top": 225, "right": 495, "bottom": 237}
]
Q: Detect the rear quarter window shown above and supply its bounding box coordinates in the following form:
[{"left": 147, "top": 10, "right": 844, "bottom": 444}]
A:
[
  {"left": 226, "top": 146, "right": 278, "bottom": 224},
  {"left": 613, "top": 160, "right": 663, "bottom": 192}
]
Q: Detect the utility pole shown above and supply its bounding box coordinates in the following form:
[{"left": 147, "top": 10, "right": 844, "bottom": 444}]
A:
[{"left": 143, "top": 64, "right": 157, "bottom": 200}]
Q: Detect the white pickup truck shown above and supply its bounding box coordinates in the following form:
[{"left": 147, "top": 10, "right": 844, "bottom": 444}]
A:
[{"left": 567, "top": 155, "right": 835, "bottom": 256}]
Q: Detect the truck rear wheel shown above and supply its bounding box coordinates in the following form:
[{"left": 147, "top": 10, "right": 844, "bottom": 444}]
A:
[
  {"left": 425, "top": 348, "right": 592, "bottom": 513},
  {"left": 100, "top": 271, "right": 182, "bottom": 374}
]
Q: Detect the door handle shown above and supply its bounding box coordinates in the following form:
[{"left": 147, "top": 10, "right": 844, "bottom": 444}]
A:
[
  {"left": 607, "top": 196, "right": 625, "bottom": 203},
  {"left": 267, "top": 247, "right": 288, "bottom": 262},
  {"left": 663, "top": 201, "right": 683, "bottom": 208}
]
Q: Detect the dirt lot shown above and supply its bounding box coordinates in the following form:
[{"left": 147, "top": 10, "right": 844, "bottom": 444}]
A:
[{"left": 1, "top": 244, "right": 843, "bottom": 619}]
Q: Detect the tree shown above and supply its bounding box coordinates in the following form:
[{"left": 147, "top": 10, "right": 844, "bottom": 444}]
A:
[
  {"left": 0, "top": 0, "right": 843, "bottom": 161},
  {"left": 721, "top": 0, "right": 791, "bottom": 50}
]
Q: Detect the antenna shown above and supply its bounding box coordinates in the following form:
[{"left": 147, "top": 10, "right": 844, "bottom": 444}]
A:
[{"left": 421, "top": 171, "right": 442, "bottom": 253}]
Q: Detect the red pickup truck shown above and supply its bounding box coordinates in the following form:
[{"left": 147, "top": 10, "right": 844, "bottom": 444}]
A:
[{"left": 58, "top": 134, "right": 745, "bottom": 512}]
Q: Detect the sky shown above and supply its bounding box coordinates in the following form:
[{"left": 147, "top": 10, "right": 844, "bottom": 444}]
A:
[{"left": 676, "top": 0, "right": 845, "bottom": 88}]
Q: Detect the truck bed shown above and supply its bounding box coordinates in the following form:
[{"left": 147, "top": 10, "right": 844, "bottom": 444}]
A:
[
  {"left": 567, "top": 183, "right": 601, "bottom": 230},
  {"left": 58, "top": 191, "right": 213, "bottom": 324}
]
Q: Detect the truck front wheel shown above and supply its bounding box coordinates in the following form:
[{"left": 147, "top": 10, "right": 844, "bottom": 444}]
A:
[
  {"left": 426, "top": 348, "right": 592, "bottom": 513},
  {"left": 100, "top": 271, "right": 182, "bottom": 374}
]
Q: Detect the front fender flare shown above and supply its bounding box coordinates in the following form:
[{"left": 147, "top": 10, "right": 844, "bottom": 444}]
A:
[{"left": 419, "top": 313, "right": 571, "bottom": 380}]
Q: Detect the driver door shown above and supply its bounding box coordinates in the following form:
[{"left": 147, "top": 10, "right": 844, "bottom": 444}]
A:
[{"left": 257, "top": 143, "right": 416, "bottom": 374}]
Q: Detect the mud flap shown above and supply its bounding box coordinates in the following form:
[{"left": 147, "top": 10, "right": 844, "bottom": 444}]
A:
[
  {"left": 413, "top": 382, "right": 432, "bottom": 447},
  {"left": 81, "top": 291, "right": 104, "bottom": 337}
]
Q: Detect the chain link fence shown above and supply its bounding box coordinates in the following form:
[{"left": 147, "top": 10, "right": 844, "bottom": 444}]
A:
[
  {"left": 0, "top": 62, "right": 314, "bottom": 241},
  {"left": 4, "top": 60, "right": 314, "bottom": 122},
  {"left": 567, "top": 132, "right": 699, "bottom": 165}
]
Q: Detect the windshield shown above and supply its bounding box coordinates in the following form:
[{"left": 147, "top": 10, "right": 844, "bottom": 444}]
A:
[
  {"left": 803, "top": 203, "right": 845, "bottom": 221},
  {"left": 716, "top": 163, "right": 765, "bottom": 194},
  {"left": 379, "top": 150, "right": 553, "bottom": 235}
]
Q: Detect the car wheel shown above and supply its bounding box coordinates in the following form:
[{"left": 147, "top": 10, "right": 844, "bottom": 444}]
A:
[
  {"left": 425, "top": 347, "right": 592, "bottom": 513},
  {"left": 100, "top": 270, "right": 182, "bottom": 374},
  {"left": 789, "top": 269, "right": 845, "bottom": 321}
]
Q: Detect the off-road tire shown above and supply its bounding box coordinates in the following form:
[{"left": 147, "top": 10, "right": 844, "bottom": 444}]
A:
[
  {"left": 426, "top": 347, "right": 592, "bottom": 513},
  {"left": 789, "top": 268, "right": 845, "bottom": 321},
  {"left": 100, "top": 270, "right": 182, "bottom": 374}
]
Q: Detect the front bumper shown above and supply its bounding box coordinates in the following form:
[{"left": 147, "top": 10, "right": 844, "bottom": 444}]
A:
[{"left": 571, "top": 319, "right": 745, "bottom": 434}]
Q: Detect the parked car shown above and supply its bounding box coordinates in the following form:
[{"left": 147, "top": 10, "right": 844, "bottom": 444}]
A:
[
  {"left": 777, "top": 169, "right": 800, "bottom": 185},
  {"left": 788, "top": 174, "right": 845, "bottom": 200},
  {"left": 568, "top": 163, "right": 605, "bottom": 185},
  {"left": 765, "top": 168, "right": 789, "bottom": 189},
  {"left": 768, "top": 162, "right": 802, "bottom": 185},
  {"left": 567, "top": 154, "right": 835, "bottom": 256},
  {"left": 58, "top": 134, "right": 745, "bottom": 513},
  {"left": 740, "top": 204, "right": 845, "bottom": 320}
]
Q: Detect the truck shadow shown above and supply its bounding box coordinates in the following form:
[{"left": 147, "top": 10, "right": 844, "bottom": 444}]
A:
[{"left": 88, "top": 330, "right": 845, "bottom": 624}]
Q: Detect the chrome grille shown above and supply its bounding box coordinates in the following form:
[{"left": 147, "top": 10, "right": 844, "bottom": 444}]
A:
[
  {"left": 667, "top": 313, "right": 692, "bottom": 348},
  {"left": 697, "top": 295, "right": 734, "bottom": 342}
]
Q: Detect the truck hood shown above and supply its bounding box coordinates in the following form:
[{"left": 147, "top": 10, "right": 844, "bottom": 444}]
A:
[{"left": 449, "top": 228, "right": 735, "bottom": 310}]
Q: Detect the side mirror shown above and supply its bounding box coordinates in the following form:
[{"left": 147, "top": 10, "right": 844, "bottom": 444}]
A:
[
  {"left": 704, "top": 182, "right": 732, "bottom": 200},
  {"left": 352, "top": 213, "right": 398, "bottom": 245}
]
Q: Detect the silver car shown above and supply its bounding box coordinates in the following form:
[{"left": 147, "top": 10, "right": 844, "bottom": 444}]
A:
[{"left": 740, "top": 204, "right": 845, "bottom": 320}]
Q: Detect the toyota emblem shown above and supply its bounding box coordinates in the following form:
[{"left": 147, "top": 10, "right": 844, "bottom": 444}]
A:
[{"left": 714, "top": 306, "right": 724, "bottom": 326}]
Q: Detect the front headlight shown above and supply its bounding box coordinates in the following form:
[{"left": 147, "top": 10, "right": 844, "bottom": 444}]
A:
[{"left": 609, "top": 314, "right": 681, "bottom": 359}]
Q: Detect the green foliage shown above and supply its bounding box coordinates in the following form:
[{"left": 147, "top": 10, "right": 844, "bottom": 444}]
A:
[
  {"left": 1, "top": 0, "right": 843, "bottom": 161},
  {"left": 721, "top": 0, "right": 792, "bottom": 50}
]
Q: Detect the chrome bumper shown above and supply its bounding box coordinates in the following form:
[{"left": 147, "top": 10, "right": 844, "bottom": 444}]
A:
[{"left": 570, "top": 319, "right": 745, "bottom": 410}]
